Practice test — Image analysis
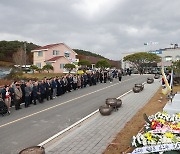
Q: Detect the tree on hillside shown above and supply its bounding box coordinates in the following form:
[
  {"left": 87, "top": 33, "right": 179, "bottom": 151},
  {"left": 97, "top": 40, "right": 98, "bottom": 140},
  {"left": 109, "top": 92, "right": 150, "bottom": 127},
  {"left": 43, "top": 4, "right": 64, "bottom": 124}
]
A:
[
  {"left": 13, "top": 47, "right": 29, "bottom": 69},
  {"left": 0, "top": 40, "right": 39, "bottom": 62},
  {"left": 29, "top": 65, "right": 39, "bottom": 73},
  {"left": 0, "top": 52, "right": 5, "bottom": 59},
  {"left": 42, "top": 64, "right": 54, "bottom": 73},
  {"left": 73, "top": 49, "right": 105, "bottom": 59},
  {"left": 78, "top": 60, "right": 91, "bottom": 67},
  {"left": 64, "top": 63, "right": 76, "bottom": 74},
  {"left": 95, "top": 59, "right": 111, "bottom": 69},
  {"left": 123, "top": 52, "right": 161, "bottom": 73}
]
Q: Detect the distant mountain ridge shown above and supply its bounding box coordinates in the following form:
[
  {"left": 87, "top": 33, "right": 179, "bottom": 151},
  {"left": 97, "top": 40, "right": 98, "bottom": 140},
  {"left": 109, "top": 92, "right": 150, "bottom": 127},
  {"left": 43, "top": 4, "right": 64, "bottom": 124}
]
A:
[{"left": 73, "top": 49, "right": 106, "bottom": 59}]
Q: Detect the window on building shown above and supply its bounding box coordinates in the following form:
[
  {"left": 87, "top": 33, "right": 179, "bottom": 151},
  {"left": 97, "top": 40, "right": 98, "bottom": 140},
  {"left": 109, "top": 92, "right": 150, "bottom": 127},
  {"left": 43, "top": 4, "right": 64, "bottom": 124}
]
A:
[
  {"left": 37, "top": 51, "right": 43, "bottom": 57},
  {"left": 60, "top": 64, "right": 65, "bottom": 69},
  {"left": 64, "top": 51, "right": 70, "bottom": 58},
  {"left": 36, "top": 63, "right": 41, "bottom": 68},
  {"left": 176, "top": 55, "right": 180, "bottom": 61},
  {"left": 53, "top": 50, "right": 59, "bottom": 55},
  {"left": 165, "top": 56, "right": 172, "bottom": 62}
]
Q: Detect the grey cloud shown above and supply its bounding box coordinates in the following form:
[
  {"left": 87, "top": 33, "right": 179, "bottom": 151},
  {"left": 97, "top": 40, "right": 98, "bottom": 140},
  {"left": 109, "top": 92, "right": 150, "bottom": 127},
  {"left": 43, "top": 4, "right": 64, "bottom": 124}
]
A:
[{"left": 0, "top": 0, "right": 180, "bottom": 60}]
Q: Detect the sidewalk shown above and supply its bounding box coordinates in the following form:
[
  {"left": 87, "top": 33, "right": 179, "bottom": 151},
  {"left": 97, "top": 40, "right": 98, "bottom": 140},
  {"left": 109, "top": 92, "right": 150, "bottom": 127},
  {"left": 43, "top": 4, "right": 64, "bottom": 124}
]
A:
[{"left": 45, "top": 79, "right": 161, "bottom": 154}]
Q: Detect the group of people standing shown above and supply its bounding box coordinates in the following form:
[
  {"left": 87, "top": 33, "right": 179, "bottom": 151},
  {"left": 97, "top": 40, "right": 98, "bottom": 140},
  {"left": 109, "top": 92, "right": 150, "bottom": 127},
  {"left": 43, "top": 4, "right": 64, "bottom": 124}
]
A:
[{"left": 0, "top": 69, "right": 123, "bottom": 115}]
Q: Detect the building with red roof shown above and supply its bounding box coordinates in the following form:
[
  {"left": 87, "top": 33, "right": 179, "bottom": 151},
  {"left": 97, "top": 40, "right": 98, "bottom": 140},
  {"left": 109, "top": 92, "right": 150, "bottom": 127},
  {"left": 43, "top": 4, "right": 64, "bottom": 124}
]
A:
[{"left": 31, "top": 43, "right": 78, "bottom": 73}]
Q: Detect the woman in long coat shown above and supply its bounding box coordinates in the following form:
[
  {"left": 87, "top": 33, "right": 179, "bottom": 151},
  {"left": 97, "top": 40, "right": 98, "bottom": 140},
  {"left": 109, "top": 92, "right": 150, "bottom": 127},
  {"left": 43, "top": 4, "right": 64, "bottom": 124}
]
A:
[{"left": 77, "top": 75, "right": 81, "bottom": 89}]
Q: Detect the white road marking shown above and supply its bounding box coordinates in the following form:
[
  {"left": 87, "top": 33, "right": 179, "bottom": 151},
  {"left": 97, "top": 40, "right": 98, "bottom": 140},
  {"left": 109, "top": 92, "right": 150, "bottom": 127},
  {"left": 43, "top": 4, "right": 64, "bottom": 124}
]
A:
[
  {"left": 38, "top": 109, "right": 99, "bottom": 146},
  {"left": 38, "top": 81, "right": 142, "bottom": 146},
  {"left": 0, "top": 77, "right": 139, "bottom": 129}
]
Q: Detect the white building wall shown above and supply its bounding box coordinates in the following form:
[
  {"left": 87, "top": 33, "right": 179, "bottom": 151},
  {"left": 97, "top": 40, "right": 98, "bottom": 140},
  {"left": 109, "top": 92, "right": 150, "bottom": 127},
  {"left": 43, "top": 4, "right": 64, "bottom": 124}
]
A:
[{"left": 121, "top": 48, "right": 180, "bottom": 69}]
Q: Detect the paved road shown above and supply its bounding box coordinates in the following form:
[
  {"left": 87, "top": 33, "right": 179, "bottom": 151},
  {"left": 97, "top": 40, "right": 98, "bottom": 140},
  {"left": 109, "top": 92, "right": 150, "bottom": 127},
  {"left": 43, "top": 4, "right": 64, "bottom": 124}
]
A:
[
  {"left": 0, "top": 75, "right": 152, "bottom": 154},
  {"left": 46, "top": 77, "right": 161, "bottom": 154}
]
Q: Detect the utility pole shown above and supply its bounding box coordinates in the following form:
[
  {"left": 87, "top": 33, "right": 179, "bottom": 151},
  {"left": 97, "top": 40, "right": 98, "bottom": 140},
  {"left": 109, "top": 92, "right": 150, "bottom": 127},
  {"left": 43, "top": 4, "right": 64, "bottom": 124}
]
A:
[{"left": 24, "top": 42, "right": 27, "bottom": 71}]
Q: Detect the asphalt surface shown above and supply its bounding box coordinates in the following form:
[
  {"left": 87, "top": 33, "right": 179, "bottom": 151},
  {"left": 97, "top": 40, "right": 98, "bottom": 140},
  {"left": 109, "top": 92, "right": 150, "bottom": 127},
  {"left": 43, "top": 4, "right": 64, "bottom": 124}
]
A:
[{"left": 0, "top": 74, "right": 153, "bottom": 154}]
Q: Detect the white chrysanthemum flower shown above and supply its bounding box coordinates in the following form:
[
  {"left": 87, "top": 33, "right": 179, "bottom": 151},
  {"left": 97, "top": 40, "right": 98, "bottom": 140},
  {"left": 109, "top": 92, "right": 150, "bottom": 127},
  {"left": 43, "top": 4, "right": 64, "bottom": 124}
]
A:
[
  {"left": 150, "top": 140, "right": 156, "bottom": 145},
  {"left": 142, "top": 139, "right": 147, "bottom": 146},
  {"left": 137, "top": 136, "right": 141, "bottom": 144},
  {"left": 131, "top": 136, "right": 137, "bottom": 147},
  {"left": 160, "top": 136, "right": 172, "bottom": 144}
]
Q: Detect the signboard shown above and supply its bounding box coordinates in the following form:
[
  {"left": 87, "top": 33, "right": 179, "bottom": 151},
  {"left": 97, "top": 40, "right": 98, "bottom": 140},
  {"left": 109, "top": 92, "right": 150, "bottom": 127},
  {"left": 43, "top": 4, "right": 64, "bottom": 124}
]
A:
[
  {"left": 131, "top": 142, "right": 180, "bottom": 154},
  {"left": 148, "top": 50, "right": 162, "bottom": 54},
  {"left": 149, "top": 129, "right": 180, "bottom": 134}
]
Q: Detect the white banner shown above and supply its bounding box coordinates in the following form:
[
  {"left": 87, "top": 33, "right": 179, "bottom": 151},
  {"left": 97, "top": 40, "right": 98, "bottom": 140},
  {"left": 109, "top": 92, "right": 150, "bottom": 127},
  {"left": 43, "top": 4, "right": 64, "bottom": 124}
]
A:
[
  {"left": 149, "top": 129, "right": 180, "bottom": 134},
  {"left": 131, "top": 142, "right": 180, "bottom": 154}
]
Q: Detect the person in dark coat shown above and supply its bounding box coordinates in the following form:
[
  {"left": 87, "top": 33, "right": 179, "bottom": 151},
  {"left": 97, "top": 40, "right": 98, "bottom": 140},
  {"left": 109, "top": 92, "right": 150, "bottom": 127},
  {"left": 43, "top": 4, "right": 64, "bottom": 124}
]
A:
[
  {"left": 32, "top": 82, "right": 41, "bottom": 105},
  {"left": 1, "top": 85, "right": 11, "bottom": 114},
  {"left": 129, "top": 69, "right": 132, "bottom": 76},
  {"left": 20, "top": 81, "right": 26, "bottom": 104},
  {"left": 24, "top": 82, "right": 31, "bottom": 108},
  {"left": 80, "top": 75, "right": 84, "bottom": 88},
  {"left": 83, "top": 73, "right": 88, "bottom": 87},
  {"left": 87, "top": 73, "right": 92, "bottom": 86},
  {"left": 100, "top": 71, "right": 103, "bottom": 83},
  {"left": 28, "top": 80, "right": 33, "bottom": 105},
  {"left": 92, "top": 72, "right": 97, "bottom": 85},
  {"left": 57, "top": 77, "right": 63, "bottom": 96},
  {"left": 63, "top": 76, "right": 68, "bottom": 93},
  {"left": 167, "top": 72, "right": 172, "bottom": 85},
  {"left": 118, "top": 70, "right": 122, "bottom": 82},
  {"left": 61, "top": 77, "right": 66, "bottom": 94},
  {"left": 39, "top": 80, "right": 46, "bottom": 102},
  {"left": 52, "top": 77, "right": 57, "bottom": 98},
  {"left": 139, "top": 68, "right": 143, "bottom": 75},
  {"left": 45, "top": 79, "right": 53, "bottom": 100},
  {"left": 104, "top": 71, "right": 108, "bottom": 83},
  {"left": 72, "top": 75, "right": 78, "bottom": 90},
  {"left": 66, "top": 75, "right": 72, "bottom": 92},
  {"left": 96, "top": 71, "right": 100, "bottom": 83},
  {"left": 9, "top": 84, "right": 15, "bottom": 107}
]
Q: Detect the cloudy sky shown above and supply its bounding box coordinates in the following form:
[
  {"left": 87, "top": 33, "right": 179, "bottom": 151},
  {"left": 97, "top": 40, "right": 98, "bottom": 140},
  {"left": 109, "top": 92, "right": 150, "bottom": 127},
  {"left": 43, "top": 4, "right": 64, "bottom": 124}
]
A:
[{"left": 0, "top": 0, "right": 180, "bottom": 60}]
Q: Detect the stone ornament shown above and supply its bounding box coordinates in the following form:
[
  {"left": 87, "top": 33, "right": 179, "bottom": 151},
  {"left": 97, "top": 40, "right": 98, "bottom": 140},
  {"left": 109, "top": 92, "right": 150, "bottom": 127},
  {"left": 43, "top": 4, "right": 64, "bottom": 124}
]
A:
[
  {"left": 134, "top": 83, "right": 144, "bottom": 91},
  {"left": 147, "top": 78, "right": 154, "bottom": 84},
  {"left": 154, "top": 74, "right": 160, "bottom": 79},
  {"left": 133, "top": 86, "right": 141, "bottom": 93},
  {"left": 99, "top": 105, "right": 112, "bottom": 116},
  {"left": 99, "top": 98, "right": 122, "bottom": 116},
  {"left": 19, "top": 146, "right": 45, "bottom": 154}
]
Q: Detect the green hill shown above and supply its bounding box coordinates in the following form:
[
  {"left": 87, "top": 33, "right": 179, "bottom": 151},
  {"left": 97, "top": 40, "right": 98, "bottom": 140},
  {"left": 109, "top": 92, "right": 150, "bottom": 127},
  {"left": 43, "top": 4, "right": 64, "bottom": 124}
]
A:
[
  {"left": 73, "top": 49, "right": 106, "bottom": 59},
  {"left": 0, "top": 41, "right": 107, "bottom": 64},
  {"left": 0, "top": 40, "right": 39, "bottom": 62}
]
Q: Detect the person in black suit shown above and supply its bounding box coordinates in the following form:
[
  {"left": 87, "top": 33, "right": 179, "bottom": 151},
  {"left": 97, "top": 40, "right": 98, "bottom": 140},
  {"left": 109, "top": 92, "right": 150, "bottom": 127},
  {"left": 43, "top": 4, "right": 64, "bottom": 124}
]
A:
[
  {"left": 39, "top": 80, "right": 46, "bottom": 103},
  {"left": 100, "top": 71, "right": 103, "bottom": 83},
  {"left": 45, "top": 79, "right": 53, "bottom": 100},
  {"left": 104, "top": 71, "right": 108, "bottom": 83},
  {"left": 32, "top": 82, "right": 41, "bottom": 105}
]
